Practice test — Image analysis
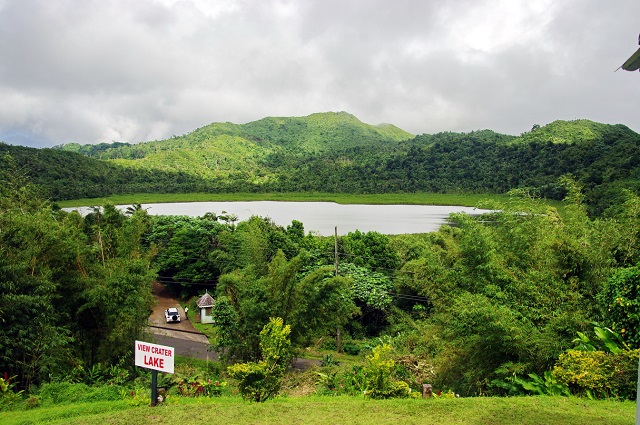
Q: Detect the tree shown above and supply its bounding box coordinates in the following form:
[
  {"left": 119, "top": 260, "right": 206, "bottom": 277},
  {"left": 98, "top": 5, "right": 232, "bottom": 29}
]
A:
[
  {"left": 0, "top": 169, "right": 157, "bottom": 388},
  {"left": 213, "top": 250, "right": 356, "bottom": 360},
  {"left": 0, "top": 206, "right": 77, "bottom": 388},
  {"left": 339, "top": 263, "right": 394, "bottom": 336},
  {"left": 393, "top": 186, "right": 617, "bottom": 395}
]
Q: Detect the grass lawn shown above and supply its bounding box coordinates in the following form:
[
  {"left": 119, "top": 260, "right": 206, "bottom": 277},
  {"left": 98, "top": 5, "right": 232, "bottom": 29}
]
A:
[{"left": 1, "top": 395, "right": 635, "bottom": 425}]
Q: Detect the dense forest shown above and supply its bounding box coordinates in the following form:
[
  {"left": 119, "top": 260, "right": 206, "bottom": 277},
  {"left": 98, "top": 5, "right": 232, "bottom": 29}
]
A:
[
  {"left": 2, "top": 165, "right": 640, "bottom": 400},
  {"left": 1, "top": 113, "right": 639, "bottom": 217}
]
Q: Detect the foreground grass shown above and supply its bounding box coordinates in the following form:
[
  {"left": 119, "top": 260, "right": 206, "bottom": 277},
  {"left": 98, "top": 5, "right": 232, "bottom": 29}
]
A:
[
  {"left": 1, "top": 396, "right": 635, "bottom": 425},
  {"left": 56, "top": 192, "right": 511, "bottom": 208}
]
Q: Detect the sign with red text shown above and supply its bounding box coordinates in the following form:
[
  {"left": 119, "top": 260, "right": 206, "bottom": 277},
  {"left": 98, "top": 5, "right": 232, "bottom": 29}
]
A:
[{"left": 134, "top": 340, "right": 175, "bottom": 374}]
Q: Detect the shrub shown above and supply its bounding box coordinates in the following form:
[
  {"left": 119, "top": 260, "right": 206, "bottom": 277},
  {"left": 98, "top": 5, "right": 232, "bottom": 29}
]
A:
[
  {"left": 552, "top": 349, "right": 639, "bottom": 399},
  {"left": 227, "top": 362, "right": 280, "bottom": 402},
  {"left": 513, "top": 371, "right": 570, "bottom": 396},
  {"left": 342, "top": 342, "right": 361, "bottom": 356},
  {"left": 227, "top": 317, "right": 292, "bottom": 402},
  {"left": 363, "top": 344, "right": 411, "bottom": 399},
  {"left": 175, "top": 375, "right": 227, "bottom": 397},
  {"left": 315, "top": 365, "right": 367, "bottom": 396},
  {"left": 0, "top": 376, "right": 24, "bottom": 411}
]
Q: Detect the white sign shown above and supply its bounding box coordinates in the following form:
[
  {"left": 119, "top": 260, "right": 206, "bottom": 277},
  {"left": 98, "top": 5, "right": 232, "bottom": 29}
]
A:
[{"left": 134, "top": 340, "right": 175, "bottom": 374}]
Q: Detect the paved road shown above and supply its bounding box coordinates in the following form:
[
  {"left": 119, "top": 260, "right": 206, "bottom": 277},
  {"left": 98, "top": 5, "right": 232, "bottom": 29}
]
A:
[{"left": 151, "top": 332, "right": 218, "bottom": 360}]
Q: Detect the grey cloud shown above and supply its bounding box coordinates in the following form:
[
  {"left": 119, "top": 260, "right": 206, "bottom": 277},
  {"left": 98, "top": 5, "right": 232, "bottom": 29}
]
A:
[{"left": 0, "top": 0, "right": 639, "bottom": 147}]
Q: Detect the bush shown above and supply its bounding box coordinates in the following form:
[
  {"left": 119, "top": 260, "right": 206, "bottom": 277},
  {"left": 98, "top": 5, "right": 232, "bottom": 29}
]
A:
[
  {"left": 552, "top": 349, "right": 639, "bottom": 399},
  {"left": 363, "top": 344, "right": 411, "bottom": 399},
  {"left": 315, "top": 365, "right": 367, "bottom": 396},
  {"left": 0, "top": 377, "right": 24, "bottom": 411},
  {"left": 175, "top": 375, "right": 227, "bottom": 397},
  {"left": 227, "top": 317, "right": 292, "bottom": 402}
]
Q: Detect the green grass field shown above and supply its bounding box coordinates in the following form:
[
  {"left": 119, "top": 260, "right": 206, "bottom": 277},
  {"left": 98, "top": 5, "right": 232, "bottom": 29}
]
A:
[
  {"left": 56, "top": 192, "right": 511, "bottom": 208},
  {"left": 1, "top": 395, "right": 635, "bottom": 425}
]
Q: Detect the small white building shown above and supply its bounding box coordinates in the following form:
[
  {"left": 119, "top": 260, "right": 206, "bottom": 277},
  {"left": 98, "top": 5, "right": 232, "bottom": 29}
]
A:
[{"left": 196, "top": 291, "right": 215, "bottom": 324}]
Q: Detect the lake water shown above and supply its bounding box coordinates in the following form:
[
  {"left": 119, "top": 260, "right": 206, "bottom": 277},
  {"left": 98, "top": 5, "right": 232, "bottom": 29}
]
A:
[{"left": 65, "top": 201, "right": 491, "bottom": 236}]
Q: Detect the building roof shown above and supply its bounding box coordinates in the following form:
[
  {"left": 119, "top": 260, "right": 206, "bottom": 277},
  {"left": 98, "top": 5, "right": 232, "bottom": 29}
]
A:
[{"left": 196, "top": 292, "right": 215, "bottom": 308}]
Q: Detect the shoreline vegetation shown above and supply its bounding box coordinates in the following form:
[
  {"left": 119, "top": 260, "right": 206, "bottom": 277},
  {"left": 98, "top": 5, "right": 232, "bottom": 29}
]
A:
[{"left": 56, "top": 192, "right": 516, "bottom": 208}]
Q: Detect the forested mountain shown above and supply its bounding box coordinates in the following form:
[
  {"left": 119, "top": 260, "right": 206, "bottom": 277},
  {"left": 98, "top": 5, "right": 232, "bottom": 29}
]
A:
[
  {"left": 0, "top": 143, "right": 209, "bottom": 200},
  {"left": 1, "top": 112, "right": 639, "bottom": 215}
]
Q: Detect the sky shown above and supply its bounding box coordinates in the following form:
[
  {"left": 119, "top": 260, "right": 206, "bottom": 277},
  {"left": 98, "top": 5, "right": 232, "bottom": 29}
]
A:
[{"left": 1, "top": 0, "right": 639, "bottom": 148}]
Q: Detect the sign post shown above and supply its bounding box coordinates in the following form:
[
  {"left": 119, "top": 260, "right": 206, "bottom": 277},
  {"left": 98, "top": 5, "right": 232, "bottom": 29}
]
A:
[{"left": 135, "top": 340, "right": 175, "bottom": 406}]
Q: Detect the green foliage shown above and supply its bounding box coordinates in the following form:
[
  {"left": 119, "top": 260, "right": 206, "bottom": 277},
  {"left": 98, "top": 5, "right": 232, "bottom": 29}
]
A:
[
  {"left": 362, "top": 344, "right": 411, "bottom": 399},
  {"left": 598, "top": 266, "right": 640, "bottom": 347},
  {"left": 0, "top": 377, "right": 24, "bottom": 412},
  {"left": 147, "top": 214, "right": 232, "bottom": 291},
  {"left": 0, "top": 177, "right": 156, "bottom": 390},
  {"left": 395, "top": 186, "right": 624, "bottom": 396},
  {"left": 320, "top": 354, "right": 341, "bottom": 367},
  {"left": 213, "top": 247, "right": 356, "bottom": 359},
  {"left": 227, "top": 318, "right": 292, "bottom": 402},
  {"left": 341, "top": 230, "right": 400, "bottom": 271},
  {"left": 175, "top": 375, "right": 227, "bottom": 397},
  {"left": 572, "top": 323, "right": 630, "bottom": 354},
  {"left": 66, "top": 361, "right": 131, "bottom": 386},
  {"left": 340, "top": 263, "right": 394, "bottom": 310},
  {"left": 552, "top": 349, "right": 639, "bottom": 399},
  {"left": 315, "top": 365, "right": 367, "bottom": 396},
  {"left": 512, "top": 371, "right": 570, "bottom": 396}
]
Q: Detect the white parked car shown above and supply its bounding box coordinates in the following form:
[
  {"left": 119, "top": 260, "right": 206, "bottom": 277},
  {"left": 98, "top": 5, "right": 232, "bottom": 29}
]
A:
[{"left": 164, "top": 307, "right": 181, "bottom": 323}]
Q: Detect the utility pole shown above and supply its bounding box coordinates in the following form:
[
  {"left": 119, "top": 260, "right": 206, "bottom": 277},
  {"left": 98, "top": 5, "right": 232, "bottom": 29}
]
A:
[
  {"left": 334, "top": 226, "right": 341, "bottom": 353},
  {"left": 334, "top": 226, "right": 339, "bottom": 276}
]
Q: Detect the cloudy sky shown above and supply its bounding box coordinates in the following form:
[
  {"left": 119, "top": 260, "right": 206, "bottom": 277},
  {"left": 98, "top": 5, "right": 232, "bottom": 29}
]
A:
[{"left": 1, "top": 0, "right": 639, "bottom": 148}]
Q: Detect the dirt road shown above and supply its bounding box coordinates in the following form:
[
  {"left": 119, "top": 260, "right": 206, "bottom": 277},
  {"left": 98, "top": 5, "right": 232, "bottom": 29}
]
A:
[
  {"left": 147, "top": 282, "right": 319, "bottom": 368},
  {"left": 148, "top": 282, "right": 209, "bottom": 345}
]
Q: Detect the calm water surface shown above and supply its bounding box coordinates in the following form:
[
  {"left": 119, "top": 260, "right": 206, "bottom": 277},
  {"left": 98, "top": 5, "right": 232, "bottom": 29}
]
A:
[{"left": 67, "top": 201, "right": 491, "bottom": 236}]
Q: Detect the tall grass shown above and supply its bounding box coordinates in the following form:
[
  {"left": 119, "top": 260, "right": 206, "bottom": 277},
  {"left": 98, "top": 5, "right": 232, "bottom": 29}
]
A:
[{"left": 57, "top": 192, "right": 511, "bottom": 208}]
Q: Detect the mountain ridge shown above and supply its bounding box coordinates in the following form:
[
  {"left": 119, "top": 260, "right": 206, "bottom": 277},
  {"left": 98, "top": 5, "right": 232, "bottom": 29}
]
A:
[{"left": 1, "top": 113, "right": 639, "bottom": 216}]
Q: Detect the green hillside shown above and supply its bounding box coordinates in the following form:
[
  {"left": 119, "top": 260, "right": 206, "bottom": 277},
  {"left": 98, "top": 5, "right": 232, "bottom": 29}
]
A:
[
  {"left": 2, "top": 114, "right": 639, "bottom": 216},
  {"left": 58, "top": 111, "right": 413, "bottom": 183},
  {"left": 62, "top": 111, "right": 412, "bottom": 158},
  {"left": 0, "top": 143, "right": 210, "bottom": 199}
]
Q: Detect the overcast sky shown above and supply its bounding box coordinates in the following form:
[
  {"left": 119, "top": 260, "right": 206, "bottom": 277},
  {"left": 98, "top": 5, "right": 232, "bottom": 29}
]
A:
[{"left": 1, "top": 0, "right": 639, "bottom": 148}]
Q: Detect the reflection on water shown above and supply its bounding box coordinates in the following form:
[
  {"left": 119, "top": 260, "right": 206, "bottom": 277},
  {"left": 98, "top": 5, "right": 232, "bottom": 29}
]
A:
[{"left": 65, "top": 201, "right": 492, "bottom": 236}]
